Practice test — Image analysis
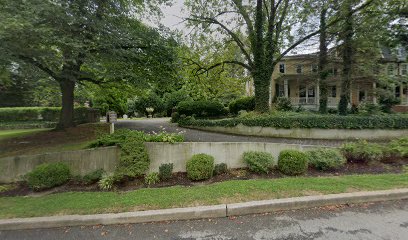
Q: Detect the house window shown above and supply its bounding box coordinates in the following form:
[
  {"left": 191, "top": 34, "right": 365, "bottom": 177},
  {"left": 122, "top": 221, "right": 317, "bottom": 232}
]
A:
[
  {"left": 395, "top": 86, "right": 401, "bottom": 98},
  {"left": 387, "top": 64, "right": 395, "bottom": 75},
  {"left": 308, "top": 86, "right": 315, "bottom": 97},
  {"left": 330, "top": 86, "right": 337, "bottom": 97},
  {"left": 299, "top": 85, "right": 306, "bottom": 98},
  {"left": 279, "top": 63, "right": 285, "bottom": 73},
  {"left": 311, "top": 64, "right": 318, "bottom": 73},
  {"left": 296, "top": 65, "right": 302, "bottom": 74},
  {"left": 401, "top": 64, "right": 407, "bottom": 76},
  {"left": 359, "top": 90, "right": 366, "bottom": 102}
]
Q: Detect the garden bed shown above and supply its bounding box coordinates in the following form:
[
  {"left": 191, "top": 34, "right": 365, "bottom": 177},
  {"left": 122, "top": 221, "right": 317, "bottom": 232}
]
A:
[{"left": 1, "top": 159, "right": 406, "bottom": 197}]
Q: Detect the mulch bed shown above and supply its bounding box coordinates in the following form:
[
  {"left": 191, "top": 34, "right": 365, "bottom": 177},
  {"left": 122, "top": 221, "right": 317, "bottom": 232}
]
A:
[{"left": 1, "top": 159, "right": 406, "bottom": 198}]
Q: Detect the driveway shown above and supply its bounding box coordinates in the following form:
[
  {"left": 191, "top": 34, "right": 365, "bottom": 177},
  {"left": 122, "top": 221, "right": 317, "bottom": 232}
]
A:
[
  {"left": 1, "top": 200, "right": 407, "bottom": 239},
  {"left": 115, "top": 118, "right": 344, "bottom": 146}
]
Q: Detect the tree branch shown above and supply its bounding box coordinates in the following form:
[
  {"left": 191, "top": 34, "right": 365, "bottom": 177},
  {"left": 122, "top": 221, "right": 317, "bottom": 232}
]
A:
[{"left": 17, "top": 55, "right": 60, "bottom": 80}]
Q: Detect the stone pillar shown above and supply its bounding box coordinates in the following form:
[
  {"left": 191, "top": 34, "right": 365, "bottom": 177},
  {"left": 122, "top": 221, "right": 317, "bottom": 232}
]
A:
[
  {"left": 316, "top": 84, "right": 320, "bottom": 106},
  {"left": 284, "top": 79, "right": 289, "bottom": 98}
]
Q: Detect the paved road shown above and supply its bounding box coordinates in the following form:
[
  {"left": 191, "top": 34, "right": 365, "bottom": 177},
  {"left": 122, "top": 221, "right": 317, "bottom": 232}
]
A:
[
  {"left": 1, "top": 200, "right": 407, "bottom": 239},
  {"left": 116, "top": 118, "right": 344, "bottom": 146}
]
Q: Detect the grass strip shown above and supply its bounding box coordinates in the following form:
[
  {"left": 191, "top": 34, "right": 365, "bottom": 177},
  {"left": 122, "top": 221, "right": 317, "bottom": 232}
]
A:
[
  {"left": 0, "top": 173, "right": 407, "bottom": 219},
  {"left": 0, "top": 129, "right": 51, "bottom": 141}
]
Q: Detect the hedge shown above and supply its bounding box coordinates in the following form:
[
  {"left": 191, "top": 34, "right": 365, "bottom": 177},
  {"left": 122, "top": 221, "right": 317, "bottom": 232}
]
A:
[
  {"left": 228, "top": 97, "right": 255, "bottom": 114},
  {"left": 176, "top": 100, "right": 227, "bottom": 118},
  {"left": 178, "top": 113, "right": 408, "bottom": 129},
  {"left": 0, "top": 107, "right": 99, "bottom": 124}
]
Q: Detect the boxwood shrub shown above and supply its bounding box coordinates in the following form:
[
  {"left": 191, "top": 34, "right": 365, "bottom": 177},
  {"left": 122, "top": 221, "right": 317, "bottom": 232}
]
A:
[
  {"left": 278, "top": 150, "right": 308, "bottom": 175},
  {"left": 178, "top": 112, "right": 408, "bottom": 129},
  {"left": 213, "top": 163, "right": 228, "bottom": 175},
  {"left": 177, "top": 100, "right": 226, "bottom": 118},
  {"left": 26, "top": 163, "right": 71, "bottom": 191},
  {"left": 306, "top": 148, "right": 346, "bottom": 171},
  {"left": 341, "top": 140, "right": 384, "bottom": 163},
  {"left": 243, "top": 151, "right": 275, "bottom": 174},
  {"left": 228, "top": 97, "right": 255, "bottom": 114},
  {"left": 186, "top": 153, "right": 215, "bottom": 181},
  {"left": 159, "top": 163, "right": 174, "bottom": 181}
]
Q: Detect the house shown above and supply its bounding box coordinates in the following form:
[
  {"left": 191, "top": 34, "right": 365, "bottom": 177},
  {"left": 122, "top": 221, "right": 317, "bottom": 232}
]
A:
[{"left": 267, "top": 46, "right": 408, "bottom": 111}]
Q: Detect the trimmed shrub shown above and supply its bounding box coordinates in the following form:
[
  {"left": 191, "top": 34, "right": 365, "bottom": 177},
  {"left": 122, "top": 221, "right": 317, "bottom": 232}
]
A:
[
  {"left": 278, "top": 150, "right": 308, "bottom": 175},
  {"left": 275, "top": 97, "right": 293, "bottom": 111},
  {"left": 229, "top": 96, "right": 255, "bottom": 114},
  {"left": 186, "top": 154, "right": 215, "bottom": 181},
  {"left": 243, "top": 151, "right": 275, "bottom": 174},
  {"left": 163, "top": 90, "right": 193, "bottom": 116},
  {"left": 177, "top": 100, "right": 226, "bottom": 118},
  {"left": 178, "top": 112, "right": 408, "bottom": 130},
  {"left": 82, "top": 169, "right": 106, "bottom": 185},
  {"left": 388, "top": 137, "right": 408, "bottom": 158},
  {"left": 159, "top": 163, "right": 174, "bottom": 181},
  {"left": 307, "top": 148, "right": 346, "bottom": 171},
  {"left": 145, "top": 172, "right": 160, "bottom": 186},
  {"left": 341, "top": 140, "right": 383, "bottom": 163},
  {"left": 26, "top": 163, "right": 71, "bottom": 191},
  {"left": 213, "top": 163, "right": 228, "bottom": 175}
]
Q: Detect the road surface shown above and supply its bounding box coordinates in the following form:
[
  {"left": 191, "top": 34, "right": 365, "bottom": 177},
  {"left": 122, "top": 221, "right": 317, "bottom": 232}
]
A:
[{"left": 1, "top": 200, "right": 407, "bottom": 239}]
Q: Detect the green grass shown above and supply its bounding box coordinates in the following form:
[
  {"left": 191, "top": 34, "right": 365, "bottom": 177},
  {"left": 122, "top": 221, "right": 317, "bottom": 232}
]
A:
[
  {"left": 1, "top": 173, "right": 407, "bottom": 219},
  {"left": 0, "top": 128, "right": 51, "bottom": 141}
]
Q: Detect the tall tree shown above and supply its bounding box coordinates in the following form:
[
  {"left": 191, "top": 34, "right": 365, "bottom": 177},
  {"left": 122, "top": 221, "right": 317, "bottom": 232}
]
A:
[
  {"left": 184, "top": 0, "right": 374, "bottom": 112},
  {"left": 0, "top": 0, "right": 177, "bottom": 128}
]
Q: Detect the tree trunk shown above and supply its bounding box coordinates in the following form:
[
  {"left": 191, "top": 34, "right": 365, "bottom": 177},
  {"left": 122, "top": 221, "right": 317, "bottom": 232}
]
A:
[
  {"left": 57, "top": 78, "right": 76, "bottom": 129},
  {"left": 318, "top": 6, "right": 329, "bottom": 114},
  {"left": 338, "top": 0, "right": 354, "bottom": 115},
  {"left": 253, "top": 71, "right": 270, "bottom": 112}
]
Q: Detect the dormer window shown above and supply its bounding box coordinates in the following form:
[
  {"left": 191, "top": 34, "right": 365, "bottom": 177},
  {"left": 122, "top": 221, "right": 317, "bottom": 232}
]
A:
[
  {"left": 387, "top": 64, "right": 394, "bottom": 75},
  {"left": 279, "top": 63, "right": 285, "bottom": 73},
  {"left": 296, "top": 65, "right": 302, "bottom": 74}
]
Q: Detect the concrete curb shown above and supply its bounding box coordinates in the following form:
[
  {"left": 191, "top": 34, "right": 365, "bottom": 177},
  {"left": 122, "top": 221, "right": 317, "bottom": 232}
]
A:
[{"left": 0, "top": 189, "right": 407, "bottom": 231}]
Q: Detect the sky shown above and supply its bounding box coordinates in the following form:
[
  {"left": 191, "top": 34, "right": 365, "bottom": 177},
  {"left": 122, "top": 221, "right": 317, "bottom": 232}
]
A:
[{"left": 161, "top": 0, "right": 186, "bottom": 30}]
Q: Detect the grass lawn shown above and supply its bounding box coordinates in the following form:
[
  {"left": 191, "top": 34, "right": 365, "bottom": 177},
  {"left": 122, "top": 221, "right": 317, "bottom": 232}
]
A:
[
  {"left": 0, "top": 128, "right": 51, "bottom": 141},
  {"left": 1, "top": 173, "right": 407, "bottom": 219}
]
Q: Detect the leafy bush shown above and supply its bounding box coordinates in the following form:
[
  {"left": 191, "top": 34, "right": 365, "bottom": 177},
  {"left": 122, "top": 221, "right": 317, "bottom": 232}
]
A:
[
  {"left": 145, "top": 172, "right": 160, "bottom": 186},
  {"left": 82, "top": 169, "right": 106, "bottom": 185},
  {"left": 229, "top": 96, "right": 255, "bottom": 114},
  {"left": 177, "top": 100, "right": 226, "bottom": 118},
  {"left": 278, "top": 150, "right": 308, "bottom": 175},
  {"left": 213, "top": 163, "right": 228, "bottom": 175},
  {"left": 159, "top": 163, "right": 173, "bottom": 181},
  {"left": 275, "top": 97, "right": 293, "bottom": 111},
  {"left": 163, "top": 90, "right": 193, "bottom": 116},
  {"left": 98, "top": 174, "right": 116, "bottom": 190},
  {"left": 388, "top": 137, "right": 408, "bottom": 158},
  {"left": 243, "top": 151, "right": 275, "bottom": 174},
  {"left": 128, "top": 92, "right": 164, "bottom": 117},
  {"left": 171, "top": 112, "right": 180, "bottom": 123},
  {"left": 307, "top": 148, "right": 346, "bottom": 171},
  {"left": 178, "top": 112, "right": 408, "bottom": 129},
  {"left": 26, "top": 163, "right": 71, "bottom": 191},
  {"left": 341, "top": 140, "right": 383, "bottom": 163},
  {"left": 186, "top": 154, "right": 215, "bottom": 181}
]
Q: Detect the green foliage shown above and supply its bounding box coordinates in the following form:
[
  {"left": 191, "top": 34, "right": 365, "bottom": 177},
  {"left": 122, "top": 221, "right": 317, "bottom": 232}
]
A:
[
  {"left": 338, "top": 96, "right": 348, "bottom": 115},
  {"left": 178, "top": 112, "right": 408, "bottom": 129},
  {"left": 163, "top": 90, "right": 193, "bottom": 116},
  {"left": 177, "top": 100, "right": 226, "bottom": 118},
  {"left": 341, "top": 140, "right": 384, "bottom": 163},
  {"left": 26, "top": 163, "right": 71, "bottom": 191},
  {"left": 98, "top": 174, "right": 116, "bottom": 191},
  {"left": 171, "top": 112, "right": 181, "bottom": 123},
  {"left": 357, "top": 102, "right": 383, "bottom": 115},
  {"left": 159, "top": 163, "right": 174, "bottom": 181},
  {"left": 186, "top": 154, "right": 215, "bottom": 181},
  {"left": 129, "top": 92, "right": 165, "bottom": 117},
  {"left": 213, "top": 163, "right": 228, "bottom": 175},
  {"left": 147, "top": 131, "right": 185, "bottom": 143},
  {"left": 0, "top": 107, "right": 99, "bottom": 124},
  {"left": 228, "top": 96, "right": 256, "bottom": 115},
  {"left": 307, "top": 148, "right": 346, "bottom": 171},
  {"left": 388, "top": 137, "right": 408, "bottom": 158},
  {"left": 145, "top": 172, "right": 160, "bottom": 186},
  {"left": 243, "top": 151, "right": 275, "bottom": 174},
  {"left": 278, "top": 150, "right": 308, "bottom": 176},
  {"left": 275, "top": 97, "right": 293, "bottom": 112},
  {"left": 82, "top": 169, "right": 106, "bottom": 185}
]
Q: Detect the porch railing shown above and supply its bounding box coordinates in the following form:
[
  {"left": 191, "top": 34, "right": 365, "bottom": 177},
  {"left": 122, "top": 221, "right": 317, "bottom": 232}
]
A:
[{"left": 290, "top": 97, "right": 317, "bottom": 105}]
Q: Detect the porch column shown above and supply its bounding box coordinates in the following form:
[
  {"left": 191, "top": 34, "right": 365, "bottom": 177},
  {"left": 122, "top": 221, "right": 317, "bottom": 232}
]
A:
[
  {"left": 284, "top": 79, "right": 289, "bottom": 98},
  {"left": 372, "top": 82, "right": 377, "bottom": 104},
  {"left": 316, "top": 84, "right": 320, "bottom": 106}
]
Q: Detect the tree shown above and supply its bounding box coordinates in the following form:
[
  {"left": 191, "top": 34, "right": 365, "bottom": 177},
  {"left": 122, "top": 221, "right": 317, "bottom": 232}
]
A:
[
  {"left": 0, "top": 0, "right": 177, "bottom": 128},
  {"left": 184, "top": 0, "right": 375, "bottom": 112}
]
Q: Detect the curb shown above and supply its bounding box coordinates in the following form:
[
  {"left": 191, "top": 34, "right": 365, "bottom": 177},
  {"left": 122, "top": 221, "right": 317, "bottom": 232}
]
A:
[{"left": 0, "top": 189, "right": 407, "bottom": 231}]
